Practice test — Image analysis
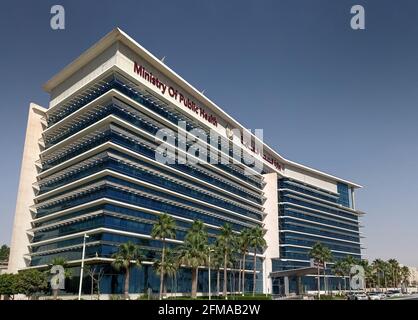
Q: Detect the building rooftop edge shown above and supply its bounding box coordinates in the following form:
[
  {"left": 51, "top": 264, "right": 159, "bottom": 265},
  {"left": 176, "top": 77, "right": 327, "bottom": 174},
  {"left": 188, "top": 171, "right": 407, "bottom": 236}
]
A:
[{"left": 42, "top": 28, "right": 363, "bottom": 189}]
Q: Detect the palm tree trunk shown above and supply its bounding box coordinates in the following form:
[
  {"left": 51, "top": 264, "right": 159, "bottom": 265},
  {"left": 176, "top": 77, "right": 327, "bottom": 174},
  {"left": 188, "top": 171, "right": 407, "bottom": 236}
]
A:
[
  {"left": 323, "top": 266, "right": 327, "bottom": 295},
  {"left": 124, "top": 267, "right": 130, "bottom": 300},
  {"left": 252, "top": 252, "right": 257, "bottom": 297},
  {"left": 317, "top": 266, "right": 321, "bottom": 299},
  {"left": 238, "top": 259, "right": 242, "bottom": 294},
  {"left": 91, "top": 275, "right": 94, "bottom": 299},
  {"left": 231, "top": 268, "right": 234, "bottom": 296},
  {"left": 228, "top": 269, "right": 232, "bottom": 297},
  {"left": 242, "top": 254, "right": 246, "bottom": 296},
  {"left": 159, "top": 241, "right": 166, "bottom": 300},
  {"left": 53, "top": 289, "right": 58, "bottom": 300},
  {"left": 191, "top": 267, "right": 198, "bottom": 299},
  {"left": 349, "top": 273, "right": 352, "bottom": 293},
  {"left": 175, "top": 273, "right": 178, "bottom": 296},
  {"left": 217, "top": 269, "right": 220, "bottom": 296},
  {"left": 223, "top": 252, "right": 228, "bottom": 299}
]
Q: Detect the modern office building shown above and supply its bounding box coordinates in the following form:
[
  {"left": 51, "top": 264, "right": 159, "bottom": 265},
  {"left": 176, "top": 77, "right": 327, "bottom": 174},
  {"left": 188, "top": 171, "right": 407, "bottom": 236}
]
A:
[{"left": 8, "top": 28, "right": 365, "bottom": 296}]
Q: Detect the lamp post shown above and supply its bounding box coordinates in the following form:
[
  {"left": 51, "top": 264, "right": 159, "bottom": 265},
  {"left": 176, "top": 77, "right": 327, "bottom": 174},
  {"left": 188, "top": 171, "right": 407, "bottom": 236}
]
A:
[
  {"left": 78, "top": 233, "right": 89, "bottom": 300},
  {"left": 208, "top": 248, "right": 214, "bottom": 300}
]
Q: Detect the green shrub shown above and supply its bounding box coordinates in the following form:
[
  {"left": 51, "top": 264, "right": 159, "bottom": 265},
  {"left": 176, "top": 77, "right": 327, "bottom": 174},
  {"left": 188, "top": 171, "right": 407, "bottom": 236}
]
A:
[
  {"left": 0, "top": 273, "right": 18, "bottom": 298},
  {"left": 16, "top": 269, "right": 48, "bottom": 298}
]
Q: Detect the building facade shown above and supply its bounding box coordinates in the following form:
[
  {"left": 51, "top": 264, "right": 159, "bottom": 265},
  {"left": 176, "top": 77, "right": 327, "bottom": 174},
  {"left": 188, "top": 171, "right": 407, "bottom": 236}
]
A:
[
  {"left": 405, "top": 266, "right": 418, "bottom": 287},
  {"left": 8, "top": 29, "right": 365, "bottom": 296}
]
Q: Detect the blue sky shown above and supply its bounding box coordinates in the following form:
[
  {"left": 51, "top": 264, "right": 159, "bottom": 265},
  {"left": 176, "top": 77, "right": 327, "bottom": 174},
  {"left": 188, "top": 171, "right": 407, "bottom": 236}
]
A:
[{"left": 0, "top": 0, "right": 417, "bottom": 265}]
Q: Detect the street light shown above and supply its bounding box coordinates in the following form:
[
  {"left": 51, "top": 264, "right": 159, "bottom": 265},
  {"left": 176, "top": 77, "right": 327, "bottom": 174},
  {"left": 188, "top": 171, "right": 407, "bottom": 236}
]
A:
[
  {"left": 208, "top": 248, "right": 215, "bottom": 300},
  {"left": 78, "top": 233, "right": 89, "bottom": 300}
]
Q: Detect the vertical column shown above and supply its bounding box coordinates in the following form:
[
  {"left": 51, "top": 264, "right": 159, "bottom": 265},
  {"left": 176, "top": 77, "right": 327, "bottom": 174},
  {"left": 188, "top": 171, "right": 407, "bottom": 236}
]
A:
[
  {"left": 262, "top": 172, "right": 280, "bottom": 294},
  {"left": 284, "top": 276, "right": 289, "bottom": 296},
  {"left": 297, "top": 276, "right": 303, "bottom": 295},
  {"left": 8, "top": 103, "right": 46, "bottom": 273},
  {"left": 351, "top": 188, "right": 356, "bottom": 210}
]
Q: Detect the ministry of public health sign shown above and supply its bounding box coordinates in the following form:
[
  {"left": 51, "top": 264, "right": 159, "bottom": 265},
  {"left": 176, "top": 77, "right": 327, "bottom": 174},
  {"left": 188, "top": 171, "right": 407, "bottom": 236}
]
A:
[{"left": 133, "top": 61, "right": 218, "bottom": 127}]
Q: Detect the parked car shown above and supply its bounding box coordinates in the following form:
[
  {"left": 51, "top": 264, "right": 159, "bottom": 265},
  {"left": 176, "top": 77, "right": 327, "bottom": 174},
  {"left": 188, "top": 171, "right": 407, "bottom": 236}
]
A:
[
  {"left": 354, "top": 293, "right": 369, "bottom": 300},
  {"left": 347, "top": 292, "right": 368, "bottom": 300},
  {"left": 386, "top": 290, "right": 402, "bottom": 298},
  {"left": 367, "top": 292, "right": 381, "bottom": 300}
]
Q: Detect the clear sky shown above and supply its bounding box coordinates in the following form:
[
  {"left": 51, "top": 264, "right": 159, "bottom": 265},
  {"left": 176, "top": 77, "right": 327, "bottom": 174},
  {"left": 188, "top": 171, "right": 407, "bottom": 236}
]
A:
[{"left": 0, "top": 0, "right": 417, "bottom": 266}]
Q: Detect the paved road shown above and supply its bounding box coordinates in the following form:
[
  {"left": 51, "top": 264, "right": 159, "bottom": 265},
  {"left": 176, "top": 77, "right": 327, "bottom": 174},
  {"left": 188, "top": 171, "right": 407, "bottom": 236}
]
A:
[{"left": 390, "top": 294, "right": 418, "bottom": 300}]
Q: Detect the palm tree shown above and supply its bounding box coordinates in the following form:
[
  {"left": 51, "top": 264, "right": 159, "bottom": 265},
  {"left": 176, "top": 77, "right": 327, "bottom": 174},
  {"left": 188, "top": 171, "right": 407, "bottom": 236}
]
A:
[
  {"left": 309, "top": 242, "right": 333, "bottom": 298},
  {"left": 342, "top": 255, "right": 357, "bottom": 292},
  {"left": 237, "top": 229, "right": 251, "bottom": 295},
  {"left": 111, "top": 242, "right": 142, "bottom": 300},
  {"left": 359, "top": 259, "right": 372, "bottom": 290},
  {"left": 177, "top": 220, "right": 208, "bottom": 299},
  {"left": 372, "top": 259, "right": 383, "bottom": 289},
  {"left": 165, "top": 251, "right": 179, "bottom": 297},
  {"left": 310, "top": 244, "right": 323, "bottom": 298},
  {"left": 248, "top": 226, "right": 266, "bottom": 297},
  {"left": 388, "top": 259, "right": 400, "bottom": 288},
  {"left": 321, "top": 248, "right": 333, "bottom": 294},
  {"left": 151, "top": 213, "right": 176, "bottom": 300},
  {"left": 400, "top": 266, "right": 411, "bottom": 289},
  {"left": 211, "top": 242, "right": 223, "bottom": 297},
  {"left": 154, "top": 248, "right": 178, "bottom": 297},
  {"left": 382, "top": 261, "right": 391, "bottom": 291},
  {"left": 216, "top": 223, "right": 236, "bottom": 299},
  {"left": 332, "top": 260, "right": 346, "bottom": 293},
  {"left": 228, "top": 251, "right": 238, "bottom": 297},
  {"left": 372, "top": 259, "right": 388, "bottom": 291}
]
